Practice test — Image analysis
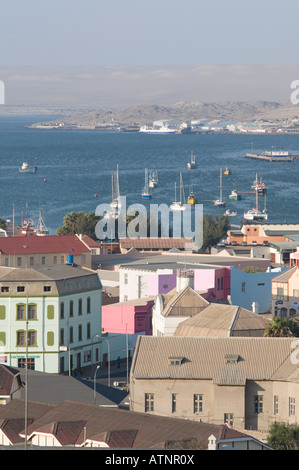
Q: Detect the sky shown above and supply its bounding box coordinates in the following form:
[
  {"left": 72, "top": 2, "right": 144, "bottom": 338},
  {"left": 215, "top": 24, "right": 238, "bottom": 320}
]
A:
[{"left": 1, "top": 0, "right": 299, "bottom": 108}]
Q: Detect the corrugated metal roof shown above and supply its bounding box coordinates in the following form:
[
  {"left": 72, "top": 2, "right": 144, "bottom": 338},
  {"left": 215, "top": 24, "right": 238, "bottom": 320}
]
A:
[
  {"left": 174, "top": 304, "right": 270, "bottom": 337},
  {"left": 0, "top": 235, "right": 90, "bottom": 255},
  {"left": 131, "top": 336, "right": 299, "bottom": 382},
  {"left": 272, "top": 266, "right": 297, "bottom": 283},
  {"left": 161, "top": 286, "right": 209, "bottom": 317}
]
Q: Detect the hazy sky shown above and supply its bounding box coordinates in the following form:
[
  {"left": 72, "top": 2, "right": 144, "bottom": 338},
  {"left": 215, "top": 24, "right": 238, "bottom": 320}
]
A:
[{"left": 1, "top": 0, "right": 299, "bottom": 108}]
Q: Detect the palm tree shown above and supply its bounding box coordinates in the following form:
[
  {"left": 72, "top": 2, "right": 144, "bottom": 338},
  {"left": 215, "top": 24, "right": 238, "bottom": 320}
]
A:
[{"left": 264, "top": 316, "right": 299, "bottom": 337}]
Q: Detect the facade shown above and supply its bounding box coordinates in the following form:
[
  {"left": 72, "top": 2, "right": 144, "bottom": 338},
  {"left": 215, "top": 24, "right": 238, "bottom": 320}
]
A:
[
  {"left": 102, "top": 298, "right": 154, "bottom": 336},
  {"left": 0, "top": 234, "right": 92, "bottom": 269},
  {"left": 130, "top": 336, "right": 299, "bottom": 433},
  {"left": 230, "top": 266, "right": 285, "bottom": 313},
  {"left": 0, "top": 264, "right": 102, "bottom": 374},
  {"left": 272, "top": 266, "right": 299, "bottom": 317}
]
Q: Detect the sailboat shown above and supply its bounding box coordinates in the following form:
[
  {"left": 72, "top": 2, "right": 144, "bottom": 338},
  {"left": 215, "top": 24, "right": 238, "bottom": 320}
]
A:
[
  {"left": 35, "top": 210, "right": 49, "bottom": 236},
  {"left": 105, "top": 164, "right": 121, "bottom": 219},
  {"left": 251, "top": 173, "right": 266, "bottom": 195},
  {"left": 244, "top": 188, "right": 268, "bottom": 221},
  {"left": 149, "top": 170, "right": 158, "bottom": 188},
  {"left": 141, "top": 168, "right": 152, "bottom": 199},
  {"left": 171, "top": 173, "right": 186, "bottom": 211},
  {"left": 187, "top": 151, "right": 197, "bottom": 169},
  {"left": 214, "top": 168, "right": 226, "bottom": 207}
]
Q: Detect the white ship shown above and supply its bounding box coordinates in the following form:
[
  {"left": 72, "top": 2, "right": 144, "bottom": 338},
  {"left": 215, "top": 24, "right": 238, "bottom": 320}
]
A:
[{"left": 139, "top": 125, "right": 177, "bottom": 134}]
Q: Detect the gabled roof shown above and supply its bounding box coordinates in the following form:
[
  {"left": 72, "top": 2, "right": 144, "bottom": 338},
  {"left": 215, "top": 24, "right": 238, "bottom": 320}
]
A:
[
  {"left": 174, "top": 304, "right": 270, "bottom": 337},
  {"left": 131, "top": 336, "right": 299, "bottom": 384},
  {"left": 0, "top": 364, "right": 22, "bottom": 397},
  {"left": 33, "top": 420, "right": 86, "bottom": 446},
  {"left": 272, "top": 266, "right": 297, "bottom": 283},
  {"left": 0, "top": 418, "right": 33, "bottom": 444},
  {"left": 160, "top": 286, "right": 210, "bottom": 317},
  {"left": 0, "top": 235, "right": 90, "bottom": 255}
]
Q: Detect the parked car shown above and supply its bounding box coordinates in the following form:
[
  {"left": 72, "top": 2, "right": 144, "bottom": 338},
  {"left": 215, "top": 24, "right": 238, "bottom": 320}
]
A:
[
  {"left": 263, "top": 240, "right": 269, "bottom": 245},
  {"left": 241, "top": 241, "right": 247, "bottom": 246},
  {"left": 251, "top": 240, "right": 258, "bottom": 245}
]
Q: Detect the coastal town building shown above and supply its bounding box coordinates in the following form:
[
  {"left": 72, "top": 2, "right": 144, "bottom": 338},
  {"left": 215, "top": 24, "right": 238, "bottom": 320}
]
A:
[
  {"left": 102, "top": 297, "right": 154, "bottom": 336},
  {"left": 0, "top": 234, "right": 92, "bottom": 269},
  {"left": 0, "top": 264, "right": 102, "bottom": 374},
  {"left": 130, "top": 336, "right": 299, "bottom": 433},
  {"left": 0, "top": 398, "right": 273, "bottom": 449},
  {"left": 271, "top": 266, "right": 299, "bottom": 317},
  {"left": 152, "top": 286, "right": 209, "bottom": 337}
]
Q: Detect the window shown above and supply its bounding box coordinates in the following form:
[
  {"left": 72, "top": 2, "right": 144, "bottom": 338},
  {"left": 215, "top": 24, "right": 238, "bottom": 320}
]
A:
[
  {"left": 60, "top": 302, "right": 64, "bottom": 319},
  {"left": 69, "top": 326, "right": 73, "bottom": 343},
  {"left": 42, "top": 256, "right": 46, "bottom": 265},
  {"left": 172, "top": 394, "right": 177, "bottom": 413},
  {"left": 60, "top": 328, "right": 64, "bottom": 345},
  {"left": 254, "top": 395, "right": 263, "bottom": 414},
  {"left": 44, "top": 286, "right": 51, "bottom": 292},
  {"left": 274, "top": 395, "right": 279, "bottom": 414},
  {"left": 17, "top": 304, "right": 25, "bottom": 320},
  {"left": 18, "top": 358, "right": 35, "bottom": 370},
  {"left": 17, "top": 257, "right": 22, "bottom": 267},
  {"left": 17, "top": 331, "right": 25, "bottom": 346},
  {"left": 78, "top": 324, "right": 82, "bottom": 341},
  {"left": 30, "top": 256, "right": 34, "bottom": 266},
  {"left": 28, "top": 304, "right": 36, "bottom": 320},
  {"left": 277, "top": 287, "right": 283, "bottom": 296},
  {"left": 145, "top": 393, "right": 154, "bottom": 412},
  {"left": 224, "top": 413, "right": 234, "bottom": 426},
  {"left": 53, "top": 256, "right": 57, "bottom": 265},
  {"left": 84, "top": 350, "right": 91, "bottom": 363},
  {"left": 28, "top": 331, "right": 36, "bottom": 346},
  {"left": 169, "top": 357, "right": 184, "bottom": 366},
  {"left": 87, "top": 297, "right": 91, "bottom": 313},
  {"left": 4, "top": 258, "right": 8, "bottom": 267},
  {"left": 193, "top": 394, "right": 203, "bottom": 413},
  {"left": 241, "top": 282, "right": 246, "bottom": 293},
  {"left": 17, "top": 286, "right": 25, "bottom": 293},
  {"left": 1, "top": 287, "right": 9, "bottom": 293},
  {"left": 87, "top": 322, "right": 91, "bottom": 339},
  {"left": 293, "top": 289, "right": 299, "bottom": 297},
  {"left": 124, "top": 273, "right": 128, "bottom": 284},
  {"left": 69, "top": 300, "right": 74, "bottom": 317},
  {"left": 289, "top": 397, "right": 295, "bottom": 416},
  {"left": 78, "top": 298, "right": 82, "bottom": 315}
]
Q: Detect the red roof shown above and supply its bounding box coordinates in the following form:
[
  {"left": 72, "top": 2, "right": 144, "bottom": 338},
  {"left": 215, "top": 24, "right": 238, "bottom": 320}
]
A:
[{"left": 0, "top": 235, "right": 90, "bottom": 256}]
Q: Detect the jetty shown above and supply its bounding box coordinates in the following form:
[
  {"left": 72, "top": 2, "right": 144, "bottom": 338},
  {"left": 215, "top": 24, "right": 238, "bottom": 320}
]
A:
[{"left": 245, "top": 151, "right": 299, "bottom": 162}]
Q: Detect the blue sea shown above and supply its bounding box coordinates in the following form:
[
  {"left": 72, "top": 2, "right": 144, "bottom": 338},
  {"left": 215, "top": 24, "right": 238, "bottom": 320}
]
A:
[{"left": 0, "top": 114, "right": 299, "bottom": 235}]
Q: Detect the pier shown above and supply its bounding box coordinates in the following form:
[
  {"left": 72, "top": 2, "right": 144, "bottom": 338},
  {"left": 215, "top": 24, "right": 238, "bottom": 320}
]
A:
[{"left": 245, "top": 152, "right": 299, "bottom": 162}]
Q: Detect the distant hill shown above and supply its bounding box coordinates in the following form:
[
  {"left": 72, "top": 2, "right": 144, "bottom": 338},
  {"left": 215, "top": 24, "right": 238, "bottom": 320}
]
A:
[{"left": 28, "top": 100, "right": 299, "bottom": 130}]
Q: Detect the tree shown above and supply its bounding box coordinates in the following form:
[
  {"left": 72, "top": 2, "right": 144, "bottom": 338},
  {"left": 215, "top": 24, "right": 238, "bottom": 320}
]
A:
[
  {"left": 56, "top": 211, "right": 99, "bottom": 240},
  {"left": 267, "top": 422, "right": 299, "bottom": 450},
  {"left": 0, "top": 217, "right": 7, "bottom": 230},
  {"left": 264, "top": 316, "right": 299, "bottom": 337},
  {"left": 201, "top": 214, "right": 230, "bottom": 253}
]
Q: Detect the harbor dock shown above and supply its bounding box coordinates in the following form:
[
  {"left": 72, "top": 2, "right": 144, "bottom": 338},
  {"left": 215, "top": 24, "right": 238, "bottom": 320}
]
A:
[{"left": 245, "top": 151, "right": 299, "bottom": 162}]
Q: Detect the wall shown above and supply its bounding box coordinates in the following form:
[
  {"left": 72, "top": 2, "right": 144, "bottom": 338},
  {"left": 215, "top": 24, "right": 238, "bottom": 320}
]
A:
[
  {"left": 230, "top": 266, "right": 284, "bottom": 313},
  {"left": 147, "top": 271, "right": 177, "bottom": 296},
  {"left": 194, "top": 267, "right": 230, "bottom": 302},
  {"left": 102, "top": 301, "right": 154, "bottom": 335}
]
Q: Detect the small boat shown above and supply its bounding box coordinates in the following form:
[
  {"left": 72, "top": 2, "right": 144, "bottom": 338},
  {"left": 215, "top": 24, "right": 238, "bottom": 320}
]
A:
[
  {"left": 35, "top": 210, "right": 49, "bottom": 236},
  {"left": 187, "top": 189, "right": 197, "bottom": 205},
  {"left": 229, "top": 189, "right": 240, "bottom": 201},
  {"left": 171, "top": 173, "right": 186, "bottom": 211},
  {"left": 251, "top": 173, "right": 266, "bottom": 195},
  {"left": 19, "top": 162, "right": 37, "bottom": 173},
  {"left": 214, "top": 168, "right": 226, "bottom": 207},
  {"left": 187, "top": 151, "right": 197, "bottom": 169},
  {"left": 224, "top": 209, "right": 237, "bottom": 217},
  {"left": 224, "top": 167, "right": 231, "bottom": 175},
  {"left": 149, "top": 170, "right": 158, "bottom": 188},
  {"left": 141, "top": 168, "right": 152, "bottom": 199}
]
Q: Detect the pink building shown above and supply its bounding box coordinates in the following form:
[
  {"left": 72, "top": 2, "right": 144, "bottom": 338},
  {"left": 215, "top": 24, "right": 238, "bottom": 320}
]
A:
[
  {"left": 102, "top": 298, "right": 154, "bottom": 335},
  {"left": 194, "top": 267, "right": 230, "bottom": 302}
]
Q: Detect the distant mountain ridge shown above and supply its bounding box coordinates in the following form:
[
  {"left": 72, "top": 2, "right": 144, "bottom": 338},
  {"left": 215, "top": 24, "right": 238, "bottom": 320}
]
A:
[{"left": 29, "top": 100, "right": 299, "bottom": 129}]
